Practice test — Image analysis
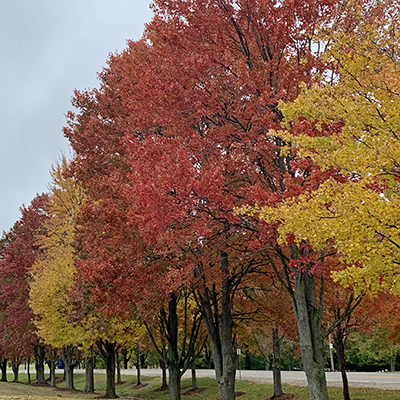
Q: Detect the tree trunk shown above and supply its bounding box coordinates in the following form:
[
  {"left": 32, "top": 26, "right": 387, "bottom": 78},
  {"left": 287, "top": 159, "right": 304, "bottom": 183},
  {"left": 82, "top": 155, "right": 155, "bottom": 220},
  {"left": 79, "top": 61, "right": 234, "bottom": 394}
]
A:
[
  {"left": 84, "top": 356, "right": 95, "bottom": 393},
  {"left": 272, "top": 327, "right": 283, "bottom": 398},
  {"left": 61, "top": 346, "right": 76, "bottom": 390},
  {"left": 292, "top": 270, "right": 329, "bottom": 400},
  {"left": 191, "top": 360, "right": 197, "bottom": 390},
  {"left": 264, "top": 346, "right": 271, "bottom": 371},
  {"left": 245, "top": 351, "right": 251, "bottom": 370},
  {"left": 99, "top": 340, "right": 117, "bottom": 398},
  {"left": 198, "top": 251, "right": 236, "bottom": 400},
  {"left": 167, "top": 293, "right": 181, "bottom": 400},
  {"left": 0, "top": 358, "right": 7, "bottom": 382},
  {"left": 27, "top": 357, "right": 31, "bottom": 384},
  {"left": 219, "top": 251, "right": 236, "bottom": 400},
  {"left": 200, "top": 288, "right": 223, "bottom": 392},
  {"left": 121, "top": 348, "right": 130, "bottom": 369},
  {"left": 169, "top": 363, "right": 181, "bottom": 400},
  {"left": 160, "top": 358, "right": 168, "bottom": 389},
  {"left": 204, "top": 345, "right": 214, "bottom": 369},
  {"left": 334, "top": 328, "right": 350, "bottom": 400},
  {"left": 48, "top": 348, "right": 57, "bottom": 387},
  {"left": 390, "top": 348, "right": 396, "bottom": 373},
  {"left": 12, "top": 361, "right": 20, "bottom": 382},
  {"left": 136, "top": 343, "right": 141, "bottom": 386},
  {"left": 34, "top": 345, "right": 46, "bottom": 385}
]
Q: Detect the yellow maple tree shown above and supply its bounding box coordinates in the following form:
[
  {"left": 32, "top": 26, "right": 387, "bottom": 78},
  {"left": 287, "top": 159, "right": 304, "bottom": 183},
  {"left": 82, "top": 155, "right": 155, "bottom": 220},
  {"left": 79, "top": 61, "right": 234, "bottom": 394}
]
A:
[
  {"left": 29, "top": 156, "right": 87, "bottom": 347},
  {"left": 241, "top": 10, "right": 400, "bottom": 295}
]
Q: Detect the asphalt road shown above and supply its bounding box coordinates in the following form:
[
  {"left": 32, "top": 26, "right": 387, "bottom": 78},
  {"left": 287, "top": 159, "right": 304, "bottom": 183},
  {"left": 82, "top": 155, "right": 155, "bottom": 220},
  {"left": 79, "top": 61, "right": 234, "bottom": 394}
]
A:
[{"left": 76, "top": 368, "right": 400, "bottom": 390}]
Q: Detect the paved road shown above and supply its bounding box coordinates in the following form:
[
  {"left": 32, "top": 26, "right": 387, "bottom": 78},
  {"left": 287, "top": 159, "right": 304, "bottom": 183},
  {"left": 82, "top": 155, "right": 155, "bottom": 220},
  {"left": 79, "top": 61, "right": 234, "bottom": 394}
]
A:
[{"left": 73, "top": 368, "right": 400, "bottom": 390}]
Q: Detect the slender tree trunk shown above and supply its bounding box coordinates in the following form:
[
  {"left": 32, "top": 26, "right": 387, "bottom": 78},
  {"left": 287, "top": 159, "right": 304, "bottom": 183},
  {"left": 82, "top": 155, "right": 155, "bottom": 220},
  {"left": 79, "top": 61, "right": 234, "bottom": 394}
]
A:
[
  {"left": 160, "top": 358, "right": 168, "bottom": 389},
  {"left": 204, "top": 346, "right": 214, "bottom": 369},
  {"left": 334, "top": 328, "right": 350, "bottom": 400},
  {"left": 121, "top": 348, "right": 129, "bottom": 369},
  {"left": 390, "top": 348, "right": 396, "bottom": 373},
  {"left": 191, "top": 360, "right": 197, "bottom": 390},
  {"left": 200, "top": 287, "right": 223, "bottom": 394},
  {"left": 136, "top": 343, "right": 141, "bottom": 386},
  {"left": 245, "top": 351, "right": 251, "bottom": 370},
  {"left": 84, "top": 356, "right": 95, "bottom": 393},
  {"left": 391, "top": 356, "right": 396, "bottom": 373},
  {"left": 220, "top": 251, "right": 236, "bottom": 400},
  {"left": 0, "top": 358, "right": 7, "bottom": 382},
  {"left": 0, "top": 359, "right": 7, "bottom": 382},
  {"left": 27, "top": 357, "right": 31, "bottom": 384},
  {"left": 292, "top": 270, "right": 329, "bottom": 400},
  {"left": 34, "top": 345, "right": 46, "bottom": 385},
  {"left": 99, "top": 340, "right": 117, "bottom": 398},
  {"left": 12, "top": 361, "right": 20, "bottom": 382},
  {"left": 61, "top": 346, "right": 76, "bottom": 390},
  {"left": 272, "top": 328, "right": 283, "bottom": 398},
  {"left": 198, "top": 252, "right": 236, "bottom": 400},
  {"left": 264, "top": 345, "right": 271, "bottom": 371},
  {"left": 167, "top": 293, "right": 181, "bottom": 400}
]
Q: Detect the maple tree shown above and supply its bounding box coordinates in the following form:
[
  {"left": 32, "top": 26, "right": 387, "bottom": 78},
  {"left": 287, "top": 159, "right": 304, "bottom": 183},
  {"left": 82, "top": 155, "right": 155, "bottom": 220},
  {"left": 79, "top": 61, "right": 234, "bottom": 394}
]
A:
[
  {"left": 139, "top": 287, "right": 206, "bottom": 399},
  {"left": 29, "top": 157, "right": 88, "bottom": 390},
  {"left": 252, "top": 4, "right": 400, "bottom": 297},
  {"left": 0, "top": 193, "right": 49, "bottom": 384}
]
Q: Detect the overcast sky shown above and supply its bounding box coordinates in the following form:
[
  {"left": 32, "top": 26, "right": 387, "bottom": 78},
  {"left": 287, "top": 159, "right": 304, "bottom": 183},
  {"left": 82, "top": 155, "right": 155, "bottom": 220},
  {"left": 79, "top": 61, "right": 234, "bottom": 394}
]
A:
[{"left": 0, "top": 0, "right": 153, "bottom": 234}]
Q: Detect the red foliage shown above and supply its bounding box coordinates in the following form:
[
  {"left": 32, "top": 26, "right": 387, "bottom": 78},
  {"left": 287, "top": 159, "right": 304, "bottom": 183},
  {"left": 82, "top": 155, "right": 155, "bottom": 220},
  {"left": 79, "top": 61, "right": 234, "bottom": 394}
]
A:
[
  {"left": 64, "top": 0, "right": 385, "bottom": 328},
  {"left": 0, "top": 194, "right": 49, "bottom": 358}
]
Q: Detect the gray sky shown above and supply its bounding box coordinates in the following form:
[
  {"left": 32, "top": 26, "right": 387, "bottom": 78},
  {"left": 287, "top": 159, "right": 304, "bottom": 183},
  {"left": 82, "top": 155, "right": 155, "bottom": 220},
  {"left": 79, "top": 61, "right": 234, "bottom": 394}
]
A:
[{"left": 0, "top": 0, "right": 152, "bottom": 234}]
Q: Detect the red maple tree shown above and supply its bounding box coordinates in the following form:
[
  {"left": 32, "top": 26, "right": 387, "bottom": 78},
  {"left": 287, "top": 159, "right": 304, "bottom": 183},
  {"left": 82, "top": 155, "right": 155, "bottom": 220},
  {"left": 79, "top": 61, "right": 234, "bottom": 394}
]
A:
[{"left": 0, "top": 193, "right": 49, "bottom": 383}]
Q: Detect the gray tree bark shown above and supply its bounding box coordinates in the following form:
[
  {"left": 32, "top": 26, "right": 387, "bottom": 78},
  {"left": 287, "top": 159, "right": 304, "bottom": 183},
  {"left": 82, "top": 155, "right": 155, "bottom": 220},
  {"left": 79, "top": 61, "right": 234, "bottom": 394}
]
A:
[
  {"left": 84, "top": 356, "right": 95, "bottom": 393},
  {"left": 61, "top": 346, "right": 76, "bottom": 390},
  {"left": 98, "top": 340, "right": 117, "bottom": 398},
  {"left": 11, "top": 361, "right": 20, "bottom": 383},
  {"left": 199, "top": 251, "right": 236, "bottom": 400},
  {"left": 292, "top": 270, "right": 329, "bottom": 400},
  {"left": 48, "top": 349, "right": 57, "bottom": 387},
  {"left": 34, "top": 345, "right": 46, "bottom": 385},
  {"left": 272, "top": 328, "right": 282, "bottom": 398}
]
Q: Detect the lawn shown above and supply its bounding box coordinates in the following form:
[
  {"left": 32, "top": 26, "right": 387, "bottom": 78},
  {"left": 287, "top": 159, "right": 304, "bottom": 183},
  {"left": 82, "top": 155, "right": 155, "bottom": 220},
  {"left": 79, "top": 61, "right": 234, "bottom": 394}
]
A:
[{"left": 0, "top": 372, "right": 399, "bottom": 400}]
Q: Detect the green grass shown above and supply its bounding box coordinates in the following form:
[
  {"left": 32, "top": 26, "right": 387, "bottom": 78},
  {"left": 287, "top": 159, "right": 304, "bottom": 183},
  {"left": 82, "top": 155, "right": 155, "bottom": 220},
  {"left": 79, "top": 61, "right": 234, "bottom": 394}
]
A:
[{"left": 0, "top": 372, "right": 399, "bottom": 399}]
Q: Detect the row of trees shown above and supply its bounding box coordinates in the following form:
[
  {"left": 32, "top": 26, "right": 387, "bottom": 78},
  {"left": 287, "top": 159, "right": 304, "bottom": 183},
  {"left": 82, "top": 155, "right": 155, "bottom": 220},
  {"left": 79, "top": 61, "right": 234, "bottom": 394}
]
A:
[{"left": 1, "top": 1, "right": 400, "bottom": 400}]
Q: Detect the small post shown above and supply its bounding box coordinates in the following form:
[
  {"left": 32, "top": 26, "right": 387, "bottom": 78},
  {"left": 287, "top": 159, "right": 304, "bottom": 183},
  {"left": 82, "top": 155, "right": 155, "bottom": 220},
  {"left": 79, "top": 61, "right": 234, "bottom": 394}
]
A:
[
  {"left": 328, "top": 333, "right": 335, "bottom": 372},
  {"left": 237, "top": 348, "right": 241, "bottom": 380}
]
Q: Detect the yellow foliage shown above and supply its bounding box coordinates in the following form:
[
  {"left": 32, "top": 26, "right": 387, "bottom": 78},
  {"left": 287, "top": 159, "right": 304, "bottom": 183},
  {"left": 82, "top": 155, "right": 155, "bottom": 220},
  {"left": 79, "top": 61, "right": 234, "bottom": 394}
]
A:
[
  {"left": 29, "top": 156, "right": 88, "bottom": 347},
  {"left": 30, "top": 156, "right": 146, "bottom": 349},
  {"left": 239, "top": 15, "right": 400, "bottom": 295}
]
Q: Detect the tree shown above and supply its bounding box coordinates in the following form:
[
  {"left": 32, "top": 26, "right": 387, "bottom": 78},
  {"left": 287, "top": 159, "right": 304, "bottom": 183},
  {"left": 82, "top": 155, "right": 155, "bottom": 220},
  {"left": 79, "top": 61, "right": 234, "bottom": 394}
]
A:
[
  {"left": 29, "top": 157, "right": 87, "bottom": 390},
  {"left": 140, "top": 287, "right": 206, "bottom": 399},
  {"left": 253, "top": 6, "right": 400, "bottom": 296},
  {"left": 0, "top": 194, "right": 49, "bottom": 384}
]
